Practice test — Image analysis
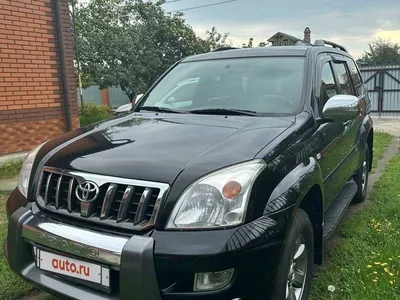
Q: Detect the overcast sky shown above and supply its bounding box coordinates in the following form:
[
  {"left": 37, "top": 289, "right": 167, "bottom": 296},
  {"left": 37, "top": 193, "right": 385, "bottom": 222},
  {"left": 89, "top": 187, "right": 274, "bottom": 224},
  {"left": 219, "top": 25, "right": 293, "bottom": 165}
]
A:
[{"left": 162, "top": 0, "right": 400, "bottom": 59}]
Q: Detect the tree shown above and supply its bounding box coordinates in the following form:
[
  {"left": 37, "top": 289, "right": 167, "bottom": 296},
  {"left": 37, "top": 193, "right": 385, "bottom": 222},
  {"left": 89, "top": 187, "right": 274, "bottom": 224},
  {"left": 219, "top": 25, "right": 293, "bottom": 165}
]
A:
[
  {"left": 199, "top": 26, "right": 230, "bottom": 51},
  {"left": 74, "top": 0, "right": 229, "bottom": 97},
  {"left": 360, "top": 39, "right": 400, "bottom": 66},
  {"left": 241, "top": 38, "right": 269, "bottom": 48},
  {"left": 242, "top": 37, "right": 253, "bottom": 48},
  {"left": 258, "top": 41, "right": 269, "bottom": 47}
]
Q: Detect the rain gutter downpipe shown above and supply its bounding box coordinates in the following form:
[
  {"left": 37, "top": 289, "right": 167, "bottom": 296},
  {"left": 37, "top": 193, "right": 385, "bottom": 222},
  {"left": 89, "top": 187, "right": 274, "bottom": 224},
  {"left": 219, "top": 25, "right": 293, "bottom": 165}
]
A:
[{"left": 55, "top": 0, "right": 73, "bottom": 131}]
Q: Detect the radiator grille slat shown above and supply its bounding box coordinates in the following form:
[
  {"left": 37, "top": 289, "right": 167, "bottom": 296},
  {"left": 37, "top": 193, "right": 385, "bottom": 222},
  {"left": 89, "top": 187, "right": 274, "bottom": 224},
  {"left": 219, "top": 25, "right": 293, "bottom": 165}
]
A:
[
  {"left": 44, "top": 173, "right": 52, "bottom": 206},
  {"left": 36, "top": 168, "right": 169, "bottom": 231},
  {"left": 117, "top": 186, "right": 135, "bottom": 223},
  {"left": 100, "top": 184, "right": 118, "bottom": 220},
  {"left": 134, "top": 188, "right": 153, "bottom": 225},
  {"left": 81, "top": 201, "right": 93, "bottom": 218},
  {"left": 67, "top": 178, "right": 75, "bottom": 213},
  {"left": 55, "top": 175, "right": 63, "bottom": 209}
]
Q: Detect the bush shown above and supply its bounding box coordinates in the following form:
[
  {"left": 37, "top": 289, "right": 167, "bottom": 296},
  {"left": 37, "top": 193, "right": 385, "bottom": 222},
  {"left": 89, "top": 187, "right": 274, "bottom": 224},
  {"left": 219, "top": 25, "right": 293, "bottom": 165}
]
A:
[
  {"left": 81, "top": 102, "right": 111, "bottom": 116},
  {"left": 80, "top": 102, "right": 113, "bottom": 127},
  {"left": 80, "top": 114, "right": 112, "bottom": 127},
  {"left": 0, "top": 159, "right": 23, "bottom": 179}
]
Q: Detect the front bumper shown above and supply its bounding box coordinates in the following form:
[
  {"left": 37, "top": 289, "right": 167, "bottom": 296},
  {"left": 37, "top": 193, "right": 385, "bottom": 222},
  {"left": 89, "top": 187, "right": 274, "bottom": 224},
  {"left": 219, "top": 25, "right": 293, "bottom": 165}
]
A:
[
  {"left": 6, "top": 204, "right": 160, "bottom": 300},
  {"left": 5, "top": 199, "right": 283, "bottom": 300}
]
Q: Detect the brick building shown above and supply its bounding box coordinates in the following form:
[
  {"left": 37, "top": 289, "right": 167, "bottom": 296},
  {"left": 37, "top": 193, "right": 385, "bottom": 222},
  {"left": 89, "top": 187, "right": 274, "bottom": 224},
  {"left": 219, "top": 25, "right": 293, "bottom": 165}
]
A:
[
  {"left": 0, "top": 0, "right": 79, "bottom": 155},
  {"left": 268, "top": 27, "right": 312, "bottom": 46}
]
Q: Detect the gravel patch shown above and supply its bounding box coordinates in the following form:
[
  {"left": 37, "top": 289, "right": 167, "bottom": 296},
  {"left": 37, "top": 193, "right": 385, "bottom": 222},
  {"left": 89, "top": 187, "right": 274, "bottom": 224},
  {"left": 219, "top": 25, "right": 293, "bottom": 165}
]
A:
[{"left": 372, "top": 116, "right": 400, "bottom": 136}]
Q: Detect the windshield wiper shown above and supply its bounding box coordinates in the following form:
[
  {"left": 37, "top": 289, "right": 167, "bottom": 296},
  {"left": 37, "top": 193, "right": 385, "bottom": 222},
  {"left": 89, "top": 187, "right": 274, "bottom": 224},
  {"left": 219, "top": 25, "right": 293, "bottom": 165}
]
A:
[
  {"left": 139, "top": 106, "right": 185, "bottom": 114},
  {"left": 189, "top": 108, "right": 259, "bottom": 116}
]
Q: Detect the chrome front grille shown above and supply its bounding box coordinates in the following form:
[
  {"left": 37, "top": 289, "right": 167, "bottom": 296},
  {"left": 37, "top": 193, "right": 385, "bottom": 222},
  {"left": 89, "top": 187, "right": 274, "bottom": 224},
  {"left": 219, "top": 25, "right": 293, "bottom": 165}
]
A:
[{"left": 36, "top": 167, "right": 170, "bottom": 231}]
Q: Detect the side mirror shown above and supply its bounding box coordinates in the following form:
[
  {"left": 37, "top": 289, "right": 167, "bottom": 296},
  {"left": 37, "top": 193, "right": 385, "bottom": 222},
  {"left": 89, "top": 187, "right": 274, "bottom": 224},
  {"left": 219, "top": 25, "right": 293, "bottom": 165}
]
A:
[
  {"left": 322, "top": 95, "right": 360, "bottom": 122},
  {"left": 136, "top": 94, "right": 144, "bottom": 101}
]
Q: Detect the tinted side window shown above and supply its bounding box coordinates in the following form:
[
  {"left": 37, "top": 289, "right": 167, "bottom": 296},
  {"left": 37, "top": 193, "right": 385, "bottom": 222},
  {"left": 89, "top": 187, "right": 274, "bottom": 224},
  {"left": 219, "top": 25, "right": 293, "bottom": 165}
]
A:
[
  {"left": 346, "top": 59, "right": 363, "bottom": 95},
  {"left": 319, "top": 62, "right": 337, "bottom": 112},
  {"left": 333, "top": 62, "right": 354, "bottom": 95}
]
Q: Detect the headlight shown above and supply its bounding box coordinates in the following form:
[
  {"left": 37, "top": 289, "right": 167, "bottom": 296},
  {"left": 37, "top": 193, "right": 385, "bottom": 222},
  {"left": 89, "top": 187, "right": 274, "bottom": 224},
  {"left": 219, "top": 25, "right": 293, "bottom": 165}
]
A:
[
  {"left": 166, "top": 160, "right": 266, "bottom": 229},
  {"left": 18, "top": 142, "right": 46, "bottom": 198}
]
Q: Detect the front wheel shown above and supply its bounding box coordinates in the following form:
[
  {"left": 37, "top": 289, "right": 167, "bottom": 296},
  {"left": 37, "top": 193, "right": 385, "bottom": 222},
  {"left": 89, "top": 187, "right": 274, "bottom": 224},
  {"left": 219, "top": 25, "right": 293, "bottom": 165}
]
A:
[{"left": 273, "top": 209, "right": 314, "bottom": 300}]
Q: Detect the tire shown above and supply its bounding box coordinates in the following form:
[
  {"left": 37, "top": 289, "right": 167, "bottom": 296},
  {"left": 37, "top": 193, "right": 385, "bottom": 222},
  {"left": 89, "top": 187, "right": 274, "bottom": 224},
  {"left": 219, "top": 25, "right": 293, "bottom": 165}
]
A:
[
  {"left": 352, "top": 144, "right": 370, "bottom": 204},
  {"left": 272, "top": 209, "right": 314, "bottom": 300}
]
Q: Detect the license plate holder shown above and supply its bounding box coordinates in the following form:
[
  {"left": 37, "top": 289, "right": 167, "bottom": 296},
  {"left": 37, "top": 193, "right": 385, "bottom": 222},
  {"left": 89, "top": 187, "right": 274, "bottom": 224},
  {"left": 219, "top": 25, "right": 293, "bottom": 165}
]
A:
[{"left": 34, "top": 246, "right": 110, "bottom": 288}]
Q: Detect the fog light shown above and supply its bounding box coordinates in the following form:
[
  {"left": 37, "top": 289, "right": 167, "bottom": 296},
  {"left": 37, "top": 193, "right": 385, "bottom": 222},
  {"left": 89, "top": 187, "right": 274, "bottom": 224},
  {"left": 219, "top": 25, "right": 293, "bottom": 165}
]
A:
[{"left": 194, "top": 268, "right": 234, "bottom": 291}]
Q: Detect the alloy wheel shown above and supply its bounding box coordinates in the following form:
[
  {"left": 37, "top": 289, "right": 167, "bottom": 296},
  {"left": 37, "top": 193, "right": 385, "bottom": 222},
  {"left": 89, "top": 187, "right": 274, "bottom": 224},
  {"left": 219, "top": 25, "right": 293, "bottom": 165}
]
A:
[
  {"left": 286, "top": 234, "right": 308, "bottom": 300},
  {"left": 361, "top": 159, "right": 368, "bottom": 191}
]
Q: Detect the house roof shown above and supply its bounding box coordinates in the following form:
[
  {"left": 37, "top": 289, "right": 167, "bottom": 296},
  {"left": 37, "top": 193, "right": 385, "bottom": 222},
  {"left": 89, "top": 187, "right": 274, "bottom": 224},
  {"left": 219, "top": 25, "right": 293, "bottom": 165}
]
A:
[{"left": 267, "top": 32, "right": 301, "bottom": 42}]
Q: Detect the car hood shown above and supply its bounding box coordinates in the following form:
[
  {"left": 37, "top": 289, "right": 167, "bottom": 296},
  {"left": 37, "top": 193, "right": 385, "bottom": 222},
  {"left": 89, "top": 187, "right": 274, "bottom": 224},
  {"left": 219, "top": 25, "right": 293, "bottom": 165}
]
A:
[{"left": 45, "top": 113, "right": 295, "bottom": 184}]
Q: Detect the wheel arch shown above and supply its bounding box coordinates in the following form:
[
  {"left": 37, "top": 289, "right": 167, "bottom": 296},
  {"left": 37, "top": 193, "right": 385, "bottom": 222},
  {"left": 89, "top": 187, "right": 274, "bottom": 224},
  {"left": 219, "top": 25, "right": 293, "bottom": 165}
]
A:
[
  {"left": 265, "top": 158, "right": 324, "bottom": 264},
  {"left": 298, "top": 184, "right": 324, "bottom": 264}
]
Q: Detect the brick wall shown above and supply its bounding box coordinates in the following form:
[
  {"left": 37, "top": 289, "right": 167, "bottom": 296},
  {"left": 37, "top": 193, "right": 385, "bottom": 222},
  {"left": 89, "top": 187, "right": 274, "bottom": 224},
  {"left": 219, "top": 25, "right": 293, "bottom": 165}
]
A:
[
  {"left": 101, "top": 88, "right": 110, "bottom": 106},
  {"left": 0, "top": 0, "right": 78, "bottom": 155}
]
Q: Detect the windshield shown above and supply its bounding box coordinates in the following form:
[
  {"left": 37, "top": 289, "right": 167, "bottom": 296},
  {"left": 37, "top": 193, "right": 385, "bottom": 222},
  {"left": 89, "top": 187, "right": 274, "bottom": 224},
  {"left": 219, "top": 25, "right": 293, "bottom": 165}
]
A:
[{"left": 139, "top": 57, "right": 305, "bottom": 114}]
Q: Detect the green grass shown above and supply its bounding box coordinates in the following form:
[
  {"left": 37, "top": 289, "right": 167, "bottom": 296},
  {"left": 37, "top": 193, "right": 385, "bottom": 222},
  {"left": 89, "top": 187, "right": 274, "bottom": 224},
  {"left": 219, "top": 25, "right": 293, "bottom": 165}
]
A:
[
  {"left": 0, "top": 160, "right": 23, "bottom": 180},
  {"left": 0, "top": 192, "right": 34, "bottom": 299},
  {"left": 310, "top": 141, "right": 400, "bottom": 299},
  {"left": 372, "top": 132, "right": 393, "bottom": 169}
]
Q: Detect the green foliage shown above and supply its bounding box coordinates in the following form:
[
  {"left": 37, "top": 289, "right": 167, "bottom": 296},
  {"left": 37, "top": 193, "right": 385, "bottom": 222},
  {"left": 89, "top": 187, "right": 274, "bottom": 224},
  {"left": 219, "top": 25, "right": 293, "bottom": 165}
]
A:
[
  {"left": 80, "top": 114, "right": 113, "bottom": 127},
  {"left": 81, "top": 102, "right": 111, "bottom": 116},
  {"left": 242, "top": 37, "right": 253, "bottom": 48},
  {"left": 74, "top": 0, "right": 229, "bottom": 96},
  {"left": 241, "top": 38, "right": 269, "bottom": 48},
  {"left": 360, "top": 39, "right": 400, "bottom": 66},
  {"left": 80, "top": 102, "right": 113, "bottom": 126},
  {"left": 201, "top": 26, "right": 230, "bottom": 51},
  {"left": 0, "top": 160, "right": 23, "bottom": 180}
]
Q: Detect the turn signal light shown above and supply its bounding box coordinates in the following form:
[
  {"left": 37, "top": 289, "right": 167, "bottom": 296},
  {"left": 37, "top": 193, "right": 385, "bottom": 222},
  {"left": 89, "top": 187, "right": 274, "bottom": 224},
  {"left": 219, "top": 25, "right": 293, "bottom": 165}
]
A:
[{"left": 222, "top": 181, "right": 242, "bottom": 199}]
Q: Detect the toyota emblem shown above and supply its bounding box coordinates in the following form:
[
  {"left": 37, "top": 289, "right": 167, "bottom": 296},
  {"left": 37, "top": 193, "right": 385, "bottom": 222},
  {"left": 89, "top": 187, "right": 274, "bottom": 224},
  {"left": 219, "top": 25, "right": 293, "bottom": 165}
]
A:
[{"left": 75, "top": 181, "right": 99, "bottom": 203}]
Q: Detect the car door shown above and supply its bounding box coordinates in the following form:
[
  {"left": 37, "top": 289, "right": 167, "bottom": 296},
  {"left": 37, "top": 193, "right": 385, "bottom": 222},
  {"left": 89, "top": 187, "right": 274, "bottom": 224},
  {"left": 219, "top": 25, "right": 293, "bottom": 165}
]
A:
[
  {"left": 314, "top": 54, "right": 358, "bottom": 207},
  {"left": 331, "top": 55, "right": 363, "bottom": 182}
]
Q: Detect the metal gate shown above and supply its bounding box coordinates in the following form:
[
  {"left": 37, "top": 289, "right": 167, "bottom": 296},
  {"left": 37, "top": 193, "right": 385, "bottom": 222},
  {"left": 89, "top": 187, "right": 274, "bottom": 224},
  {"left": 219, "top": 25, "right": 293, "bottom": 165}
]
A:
[
  {"left": 76, "top": 85, "right": 102, "bottom": 105},
  {"left": 360, "top": 65, "right": 400, "bottom": 115},
  {"left": 109, "top": 86, "right": 130, "bottom": 109}
]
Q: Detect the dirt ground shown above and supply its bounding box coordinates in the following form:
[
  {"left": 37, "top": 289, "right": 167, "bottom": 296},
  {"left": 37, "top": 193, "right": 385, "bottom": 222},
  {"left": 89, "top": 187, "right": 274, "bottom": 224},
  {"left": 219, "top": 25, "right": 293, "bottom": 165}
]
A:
[{"left": 372, "top": 116, "right": 400, "bottom": 137}]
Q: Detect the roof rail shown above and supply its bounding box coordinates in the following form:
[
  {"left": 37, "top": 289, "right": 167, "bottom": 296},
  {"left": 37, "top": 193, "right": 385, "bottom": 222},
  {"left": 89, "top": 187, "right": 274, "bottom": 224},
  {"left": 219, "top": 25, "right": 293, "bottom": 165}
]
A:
[
  {"left": 212, "top": 47, "right": 239, "bottom": 52},
  {"left": 295, "top": 40, "right": 313, "bottom": 46},
  {"left": 314, "top": 39, "right": 348, "bottom": 53}
]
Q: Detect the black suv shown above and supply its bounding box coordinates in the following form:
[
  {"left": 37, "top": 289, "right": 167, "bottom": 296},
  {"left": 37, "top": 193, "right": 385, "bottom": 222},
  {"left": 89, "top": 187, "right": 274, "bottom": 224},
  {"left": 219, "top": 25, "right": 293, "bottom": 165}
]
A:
[{"left": 5, "top": 40, "right": 373, "bottom": 300}]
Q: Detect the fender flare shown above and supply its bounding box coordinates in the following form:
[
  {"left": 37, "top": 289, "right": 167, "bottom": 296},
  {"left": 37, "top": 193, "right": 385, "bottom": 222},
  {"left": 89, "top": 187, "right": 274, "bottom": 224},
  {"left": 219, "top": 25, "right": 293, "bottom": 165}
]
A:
[
  {"left": 265, "top": 157, "right": 324, "bottom": 215},
  {"left": 265, "top": 157, "right": 325, "bottom": 264}
]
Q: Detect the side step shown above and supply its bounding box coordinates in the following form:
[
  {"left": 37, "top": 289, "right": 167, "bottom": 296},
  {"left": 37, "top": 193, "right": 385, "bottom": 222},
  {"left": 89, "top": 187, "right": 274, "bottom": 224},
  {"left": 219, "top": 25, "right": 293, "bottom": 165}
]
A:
[{"left": 323, "top": 180, "right": 358, "bottom": 239}]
